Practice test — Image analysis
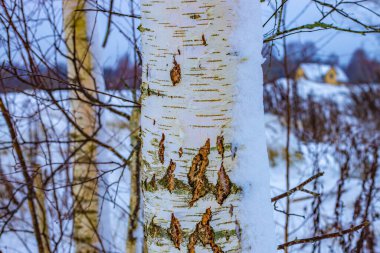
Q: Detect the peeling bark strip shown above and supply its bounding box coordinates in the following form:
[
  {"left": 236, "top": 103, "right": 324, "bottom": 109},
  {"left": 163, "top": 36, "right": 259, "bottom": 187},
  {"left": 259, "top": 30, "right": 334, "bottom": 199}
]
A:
[
  {"left": 164, "top": 160, "right": 176, "bottom": 193},
  {"left": 216, "top": 135, "right": 225, "bottom": 159},
  {"left": 216, "top": 163, "right": 232, "bottom": 205},
  {"left": 188, "top": 139, "right": 211, "bottom": 206},
  {"left": 158, "top": 133, "right": 165, "bottom": 164},
  {"left": 169, "top": 214, "right": 183, "bottom": 250},
  {"left": 170, "top": 57, "right": 181, "bottom": 86},
  {"left": 188, "top": 208, "right": 224, "bottom": 253}
]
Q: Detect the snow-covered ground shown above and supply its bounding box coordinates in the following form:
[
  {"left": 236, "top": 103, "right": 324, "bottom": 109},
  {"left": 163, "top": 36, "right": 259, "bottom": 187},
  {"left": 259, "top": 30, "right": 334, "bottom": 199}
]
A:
[
  {"left": 0, "top": 90, "right": 135, "bottom": 253},
  {"left": 0, "top": 80, "right": 379, "bottom": 252},
  {"left": 266, "top": 113, "right": 379, "bottom": 252},
  {"left": 266, "top": 79, "right": 380, "bottom": 252}
]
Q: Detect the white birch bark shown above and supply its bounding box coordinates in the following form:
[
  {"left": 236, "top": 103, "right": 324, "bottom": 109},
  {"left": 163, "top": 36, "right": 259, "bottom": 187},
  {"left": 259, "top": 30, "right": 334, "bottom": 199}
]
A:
[
  {"left": 141, "top": 1, "right": 276, "bottom": 252},
  {"left": 63, "top": 1, "right": 100, "bottom": 252}
]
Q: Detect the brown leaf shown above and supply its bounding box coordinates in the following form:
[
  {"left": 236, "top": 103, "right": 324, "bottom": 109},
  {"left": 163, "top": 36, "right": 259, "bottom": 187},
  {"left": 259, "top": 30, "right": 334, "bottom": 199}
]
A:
[
  {"left": 215, "top": 163, "right": 232, "bottom": 205},
  {"left": 169, "top": 213, "right": 183, "bottom": 250},
  {"left": 158, "top": 133, "right": 165, "bottom": 164},
  {"left": 188, "top": 139, "right": 211, "bottom": 206}
]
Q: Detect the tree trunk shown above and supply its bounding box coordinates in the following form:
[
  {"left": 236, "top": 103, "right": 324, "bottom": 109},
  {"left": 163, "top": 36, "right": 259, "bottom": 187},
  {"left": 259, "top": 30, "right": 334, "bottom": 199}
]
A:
[
  {"left": 141, "top": 1, "right": 276, "bottom": 252},
  {"left": 30, "top": 126, "right": 51, "bottom": 253},
  {"left": 33, "top": 169, "right": 51, "bottom": 253},
  {"left": 63, "top": 1, "right": 100, "bottom": 252},
  {"left": 0, "top": 98, "right": 45, "bottom": 253},
  {"left": 126, "top": 106, "right": 143, "bottom": 253}
]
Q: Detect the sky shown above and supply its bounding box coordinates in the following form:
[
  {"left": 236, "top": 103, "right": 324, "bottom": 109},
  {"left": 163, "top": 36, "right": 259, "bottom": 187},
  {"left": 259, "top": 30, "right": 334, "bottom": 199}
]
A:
[
  {"left": 0, "top": 0, "right": 378, "bottom": 68},
  {"left": 96, "top": 0, "right": 380, "bottom": 66},
  {"left": 261, "top": 0, "right": 380, "bottom": 64}
]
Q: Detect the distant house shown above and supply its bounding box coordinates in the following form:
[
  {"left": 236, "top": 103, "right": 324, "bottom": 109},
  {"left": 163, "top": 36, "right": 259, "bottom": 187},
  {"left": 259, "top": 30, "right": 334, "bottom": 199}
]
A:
[{"left": 295, "top": 63, "right": 349, "bottom": 85}]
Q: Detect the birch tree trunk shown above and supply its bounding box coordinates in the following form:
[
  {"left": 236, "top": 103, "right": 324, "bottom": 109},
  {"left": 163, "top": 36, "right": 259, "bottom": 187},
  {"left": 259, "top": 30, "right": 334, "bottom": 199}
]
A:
[
  {"left": 127, "top": 106, "right": 143, "bottom": 253},
  {"left": 141, "top": 1, "right": 276, "bottom": 252},
  {"left": 63, "top": 1, "right": 100, "bottom": 252},
  {"left": 30, "top": 126, "right": 51, "bottom": 253}
]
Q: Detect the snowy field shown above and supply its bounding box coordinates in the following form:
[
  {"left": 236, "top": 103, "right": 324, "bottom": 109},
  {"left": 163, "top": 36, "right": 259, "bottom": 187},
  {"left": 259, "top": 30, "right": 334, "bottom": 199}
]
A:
[{"left": 0, "top": 79, "right": 379, "bottom": 252}]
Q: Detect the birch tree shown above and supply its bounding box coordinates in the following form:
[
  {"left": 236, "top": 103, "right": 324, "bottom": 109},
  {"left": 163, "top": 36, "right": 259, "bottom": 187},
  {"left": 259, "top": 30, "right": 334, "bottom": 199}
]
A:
[
  {"left": 127, "top": 106, "right": 143, "bottom": 253},
  {"left": 140, "top": 1, "right": 276, "bottom": 252},
  {"left": 29, "top": 125, "right": 51, "bottom": 253},
  {"left": 63, "top": 1, "right": 101, "bottom": 252}
]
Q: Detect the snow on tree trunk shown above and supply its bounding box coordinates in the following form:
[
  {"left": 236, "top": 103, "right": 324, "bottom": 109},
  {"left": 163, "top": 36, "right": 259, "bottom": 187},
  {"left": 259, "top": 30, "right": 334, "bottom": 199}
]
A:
[
  {"left": 63, "top": 1, "right": 100, "bottom": 252},
  {"left": 140, "top": 1, "right": 276, "bottom": 252}
]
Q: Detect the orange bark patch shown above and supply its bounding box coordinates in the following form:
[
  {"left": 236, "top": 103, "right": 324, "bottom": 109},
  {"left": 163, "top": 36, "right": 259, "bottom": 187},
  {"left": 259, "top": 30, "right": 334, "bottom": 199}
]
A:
[
  {"left": 179, "top": 147, "right": 183, "bottom": 158},
  {"left": 169, "top": 213, "right": 183, "bottom": 250},
  {"left": 187, "top": 208, "right": 224, "bottom": 253},
  {"left": 215, "top": 163, "right": 232, "bottom": 205},
  {"left": 165, "top": 160, "right": 176, "bottom": 193},
  {"left": 170, "top": 58, "right": 181, "bottom": 86},
  {"left": 158, "top": 133, "right": 165, "bottom": 164},
  {"left": 188, "top": 139, "right": 211, "bottom": 206}
]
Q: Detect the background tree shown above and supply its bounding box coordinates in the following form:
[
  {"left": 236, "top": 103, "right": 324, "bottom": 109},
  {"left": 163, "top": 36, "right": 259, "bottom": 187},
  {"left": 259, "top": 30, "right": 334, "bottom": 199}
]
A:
[{"left": 63, "top": 0, "right": 102, "bottom": 251}]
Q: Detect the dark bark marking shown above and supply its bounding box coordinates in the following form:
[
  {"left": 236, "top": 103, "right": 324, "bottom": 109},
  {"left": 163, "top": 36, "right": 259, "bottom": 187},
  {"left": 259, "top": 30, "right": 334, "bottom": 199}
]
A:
[
  {"left": 216, "top": 135, "right": 224, "bottom": 159},
  {"left": 202, "top": 34, "right": 208, "bottom": 46},
  {"left": 229, "top": 204, "right": 234, "bottom": 217},
  {"left": 148, "top": 174, "right": 157, "bottom": 190},
  {"left": 190, "top": 14, "right": 201, "bottom": 19},
  {"left": 179, "top": 147, "right": 183, "bottom": 158},
  {"left": 159, "top": 133, "right": 165, "bottom": 164}
]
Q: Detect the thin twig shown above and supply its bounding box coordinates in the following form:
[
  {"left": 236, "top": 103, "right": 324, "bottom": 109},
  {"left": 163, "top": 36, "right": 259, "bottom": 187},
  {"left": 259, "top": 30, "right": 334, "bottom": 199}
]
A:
[
  {"left": 272, "top": 172, "right": 324, "bottom": 202},
  {"left": 278, "top": 221, "right": 370, "bottom": 250}
]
